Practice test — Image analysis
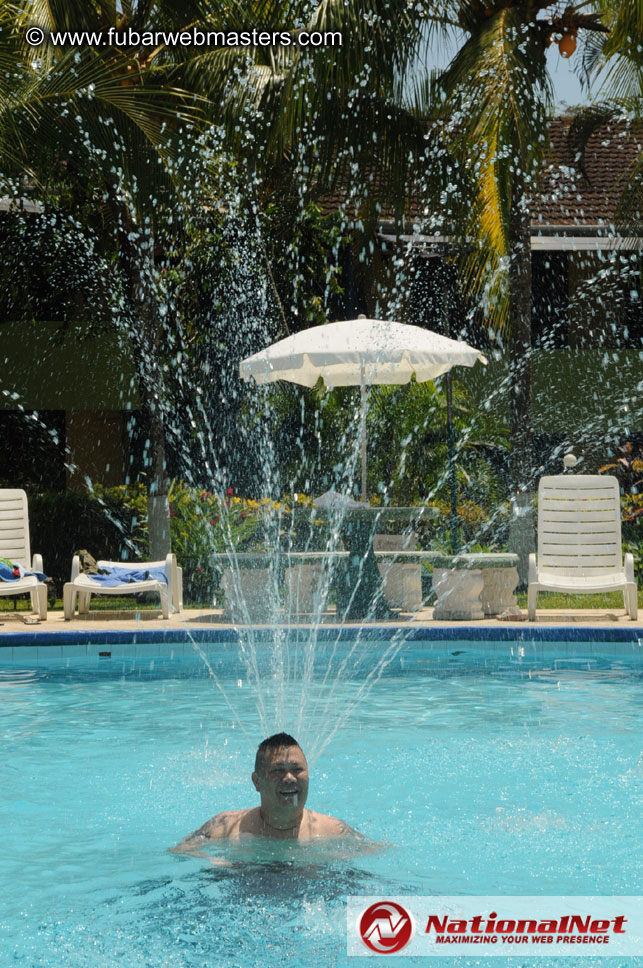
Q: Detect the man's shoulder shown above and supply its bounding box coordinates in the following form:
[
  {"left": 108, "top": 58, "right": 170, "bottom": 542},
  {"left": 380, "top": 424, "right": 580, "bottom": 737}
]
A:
[
  {"left": 201, "top": 808, "right": 254, "bottom": 837},
  {"left": 305, "top": 809, "right": 361, "bottom": 838},
  {"left": 174, "top": 808, "right": 254, "bottom": 848}
]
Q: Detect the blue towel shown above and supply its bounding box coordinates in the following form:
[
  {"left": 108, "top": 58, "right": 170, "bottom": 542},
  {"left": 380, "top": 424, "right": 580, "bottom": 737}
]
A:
[
  {"left": 0, "top": 561, "right": 47, "bottom": 582},
  {"left": 86, "top": 566, "right": 168, "bottom": 587}
]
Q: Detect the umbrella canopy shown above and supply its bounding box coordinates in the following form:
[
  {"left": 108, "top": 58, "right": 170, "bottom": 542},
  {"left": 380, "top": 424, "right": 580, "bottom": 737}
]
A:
[
  {"left": 240, "top": 318, "right": 487, "bottom": 543},
  {"left": 239, "top": 318, "right": 487, "bottom": 388}
]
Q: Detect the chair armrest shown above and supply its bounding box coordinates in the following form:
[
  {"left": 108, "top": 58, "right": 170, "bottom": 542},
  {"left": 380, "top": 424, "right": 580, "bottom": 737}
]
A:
[
  {"left": 165, "top": 553, "right": 180, "bottom": 611},
  {"left": 624, "top": 553, "right": 636, "bottom": 585},
  {"left": 528, "top": 553, "right": 537, "bottom": 583},
  {"left": 175, "top": 566, "right": 183, "bottom": 611},
  {"left": 70, "top": 555, "right": 81, "bottom": 581},
  {"left": 32, "top": 553, "right": 44, "bottom": 573}
]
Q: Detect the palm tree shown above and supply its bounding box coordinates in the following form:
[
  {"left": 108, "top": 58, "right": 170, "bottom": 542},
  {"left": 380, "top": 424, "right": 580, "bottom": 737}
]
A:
[
  {"left": 574, "top": 0, "right": 642, "bottom": 233},
  {"left": 0, "top": 0, "right": 208, "bottom": 557},
  {"left": 203, "top": 0, "right": 609, "bottom": 575},
  {"left": 400, "top": 2, "right": 608, "bottom": 576},
  {"left": 591, "top": 0, "right": 643, "bottom": 102}
]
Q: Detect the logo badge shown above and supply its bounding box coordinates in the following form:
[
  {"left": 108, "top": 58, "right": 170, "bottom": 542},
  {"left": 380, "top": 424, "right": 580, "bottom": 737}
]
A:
[{"left": 359, "top": 901, "right": 414, "bottom": 953}]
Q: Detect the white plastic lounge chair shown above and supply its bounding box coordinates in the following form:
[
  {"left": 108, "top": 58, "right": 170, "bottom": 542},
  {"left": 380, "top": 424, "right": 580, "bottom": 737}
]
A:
[
  {"left": 0, "top": 489, "right": 47, "bottom": 619},
  {"left": 528, "top": 475, "right": 637, "bottom": 621},
  {"left": 63, "top": 554, "right": 182, "bottom": 620}
]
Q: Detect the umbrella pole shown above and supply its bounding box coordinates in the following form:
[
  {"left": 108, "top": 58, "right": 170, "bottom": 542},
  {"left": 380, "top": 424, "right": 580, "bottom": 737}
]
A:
[
  {"left": 446, "top": 372, "right": 460, "bottom": 553},
  {"left": 360, "top": 384, "right": 368, "bottom": 503}
]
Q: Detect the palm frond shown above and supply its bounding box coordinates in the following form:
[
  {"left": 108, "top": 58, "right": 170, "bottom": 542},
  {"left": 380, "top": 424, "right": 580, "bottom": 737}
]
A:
[
  {"left": 593, "top": 0, "right": 643, "bottom": 100},
  {"left": 433, "top": 6, "right": 552, "bottom": 332}
]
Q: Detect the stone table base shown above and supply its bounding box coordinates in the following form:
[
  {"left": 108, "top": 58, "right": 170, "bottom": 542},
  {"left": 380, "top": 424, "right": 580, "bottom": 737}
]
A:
[
  {"left": 221, "top": 567, "right": 276, "bottom": 622},
  {"left": 431, "top": 553, "right": 519, "bottom": 621},
  {"left": 479, "top": 566, "right": 519, "bottom": 616},
  {"left": 432, "top": 567, "right": 485, "bottom": 621},
  {"left": 285, "top": 562, "right": 320, "bottom": 613}
]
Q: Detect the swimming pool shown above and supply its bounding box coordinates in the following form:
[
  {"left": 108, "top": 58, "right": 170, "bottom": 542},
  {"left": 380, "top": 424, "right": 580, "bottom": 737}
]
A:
[{"left": 1, "top": 636, "right": 642, "bottom": 967}]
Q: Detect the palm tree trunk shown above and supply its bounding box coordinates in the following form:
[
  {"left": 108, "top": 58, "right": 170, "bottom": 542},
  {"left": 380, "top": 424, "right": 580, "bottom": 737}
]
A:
[
  {"left": 507, "top": 183, "right": 535, "bottom": 584},
  {"left": 508, "top": 195, "right": 533, "bottom": 489},
  {"left": 118, "top": 206, "right": 171, "bottom": 560},
  {"left": 146, "top": 398, "right": 171, "bottom": 560}
]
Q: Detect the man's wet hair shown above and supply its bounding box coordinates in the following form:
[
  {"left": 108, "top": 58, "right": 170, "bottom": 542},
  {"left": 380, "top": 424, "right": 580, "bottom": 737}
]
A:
[{"left": 254, "top": 732, "right": 302, "bottom": 773}]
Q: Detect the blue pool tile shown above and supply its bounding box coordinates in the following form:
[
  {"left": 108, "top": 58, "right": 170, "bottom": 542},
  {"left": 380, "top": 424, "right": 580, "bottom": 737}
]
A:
[
  {"left": 61, "top": 644, "right": 87, "bottom": 658},
  {"left": 87, "top": 643, "right": 115, "bottom": 658},
  {"left": 134, "top": 643, "right": 162, "bottom": 658},
  {"left": 11, "top": 646, "right": 39, "bottom": 662},
  {"left": 102, "top": 643, "right": 134, "bottom": 658}
]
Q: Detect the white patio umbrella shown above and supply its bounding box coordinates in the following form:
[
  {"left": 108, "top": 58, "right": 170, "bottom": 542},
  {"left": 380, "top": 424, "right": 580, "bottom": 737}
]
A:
[{"left": 239, "top": 318, "right": 487, "bottom": 542}]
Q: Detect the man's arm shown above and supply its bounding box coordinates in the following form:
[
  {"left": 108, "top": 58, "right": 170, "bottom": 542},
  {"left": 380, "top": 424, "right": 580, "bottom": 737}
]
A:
[
  {"left": 309, "top": 812, "right": 383, "bottom": 854},
  {"left": 335, "top": 820, "right": 363, "bottom": 837},
  {"left": 309, "top": 811, "right": 368, "bottom": 839},
  {"left": 169, "top": 812, "right": 236, "bottom": 853}
]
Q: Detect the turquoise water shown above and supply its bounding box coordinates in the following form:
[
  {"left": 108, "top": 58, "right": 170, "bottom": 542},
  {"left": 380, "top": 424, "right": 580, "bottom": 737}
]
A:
[{"left": 1, "top": 643, "right": 642, "bottom": 967}]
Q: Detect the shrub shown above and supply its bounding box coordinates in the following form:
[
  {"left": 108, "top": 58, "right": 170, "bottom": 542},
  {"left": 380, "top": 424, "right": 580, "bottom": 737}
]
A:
[
  {"left": 27, "top": 489, "right": 138, "bottom": 594},
  {"left": 91, "top": 484, "right": 330, "bottom": 603}
]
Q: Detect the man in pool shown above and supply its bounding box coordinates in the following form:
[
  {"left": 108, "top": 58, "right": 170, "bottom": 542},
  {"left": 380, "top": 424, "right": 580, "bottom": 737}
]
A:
[{"left": 172, "top": 732, "right": 362, "bottom": 848}]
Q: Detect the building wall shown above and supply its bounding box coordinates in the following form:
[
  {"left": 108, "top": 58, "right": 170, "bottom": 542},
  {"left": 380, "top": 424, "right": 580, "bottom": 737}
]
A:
[
  {"left": 0, "top": 320, "right": 139, "bottom": 489},
  {"left": 65, "top": 410, "right": 127, "bottom": 490},
  {"left": 0, "top": 320, "right": 138, "bottom": 410}
]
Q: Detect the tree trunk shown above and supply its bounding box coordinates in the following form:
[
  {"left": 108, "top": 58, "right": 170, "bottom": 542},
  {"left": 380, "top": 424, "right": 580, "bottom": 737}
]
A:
[
  {"left": 118, "top": 205, "right": 171, "bottom": 559},
  {"left": 145, "top": 396, "right": 171, "bottom": 560},
  {"left": 507, "top": 183, "right": 535, "bottom": 585}
]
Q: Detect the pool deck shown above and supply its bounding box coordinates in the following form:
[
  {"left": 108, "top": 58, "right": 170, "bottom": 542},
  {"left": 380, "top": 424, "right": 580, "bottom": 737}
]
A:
[{"left": 1, "top": 604, "right": 642, "bottom": 639}]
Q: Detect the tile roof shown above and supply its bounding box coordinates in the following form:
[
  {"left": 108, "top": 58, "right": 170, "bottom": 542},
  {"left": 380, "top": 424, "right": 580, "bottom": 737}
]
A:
[
  {"left": 317, "top": 116, "right": 642, "bottom": 234},
  {"left": 534, "top": 116, "right": 642, "bottom": 229}
]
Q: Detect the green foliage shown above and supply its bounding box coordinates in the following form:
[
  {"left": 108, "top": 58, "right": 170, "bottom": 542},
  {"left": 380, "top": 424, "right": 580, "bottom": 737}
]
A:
[
  {"left": 263, "top": 202, "right": 347, "bottom": 332},
  {"left": 27, "top": 489, "right": 139, "bottom": 592},
  {"left": 593, "top": 0, "right": 643, "bottom": 101},
  {"left": 368, "top": 379, "right": 509, "bottom": 507},
  {"left": 415, "top": 499, "right": 510, "bottom": 553},
  {"left": 596, "top": 462, "right": 643, "bottom": 579},
  {"left": 0, "top": 207, "right": 119, "bottom": 330},
  {"left": 280, "top": 377, "right": 510, "bottom": 512},
  {"left": 622, "top": 494, "right": 643, "bottom": 580},
  {"left": 160, "top": 192, "right": 352, "bottom": 493},
  {"left": 89, "top": 481, "right": 259, "bottom": 601},
  {"left": 87, "top": 483, "right": 332, "bottom": 602},
  {"left": 0, "top": 1, "right": 203, "bottom": 197}
]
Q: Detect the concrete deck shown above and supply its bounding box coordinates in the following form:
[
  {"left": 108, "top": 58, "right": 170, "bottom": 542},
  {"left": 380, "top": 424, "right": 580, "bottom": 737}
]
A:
[{"left": 1, "top": 605, "right": 641, "bottom": 635}]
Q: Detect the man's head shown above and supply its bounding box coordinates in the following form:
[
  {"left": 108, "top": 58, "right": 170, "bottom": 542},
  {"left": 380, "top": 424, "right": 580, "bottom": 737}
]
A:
[{"left": 252, "top": 732, "right": 309, "bottom": 825}]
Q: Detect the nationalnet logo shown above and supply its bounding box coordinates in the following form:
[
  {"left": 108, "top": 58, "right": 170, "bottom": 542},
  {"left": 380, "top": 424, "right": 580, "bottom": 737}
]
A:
[
  {"left": 347, "top": 897, "right": 643, "bottom": 957},
  {"left": 359, "top": 902, "right": 414, "bottom": 953}
]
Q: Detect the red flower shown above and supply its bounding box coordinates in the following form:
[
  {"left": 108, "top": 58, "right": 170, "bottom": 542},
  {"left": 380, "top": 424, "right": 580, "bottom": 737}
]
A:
[{"left": 226, "top": 487, "right": 234, "bottom": 496}]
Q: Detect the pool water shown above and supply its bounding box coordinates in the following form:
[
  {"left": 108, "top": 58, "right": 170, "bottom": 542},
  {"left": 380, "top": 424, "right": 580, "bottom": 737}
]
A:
[{"left": 1, "top": 643, "right": 642, "bottom": 967}]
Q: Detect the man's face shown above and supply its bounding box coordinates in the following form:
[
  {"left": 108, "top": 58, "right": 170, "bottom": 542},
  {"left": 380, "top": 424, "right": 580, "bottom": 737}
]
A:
[{"left": 252, "top": 745, "right": 309, "bottom": 817}]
